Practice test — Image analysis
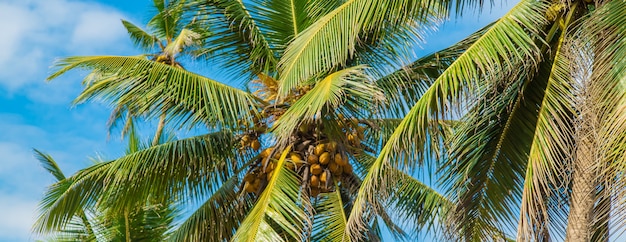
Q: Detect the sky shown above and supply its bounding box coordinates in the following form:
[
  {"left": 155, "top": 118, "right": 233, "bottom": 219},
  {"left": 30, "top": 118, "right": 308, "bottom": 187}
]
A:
[{"left": 0, "top": 0, "right": 513, "bottom": 241}]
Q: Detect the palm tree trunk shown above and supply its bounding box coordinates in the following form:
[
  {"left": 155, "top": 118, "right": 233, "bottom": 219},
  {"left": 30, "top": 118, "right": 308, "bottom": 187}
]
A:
[
  {"left": 565, "top": 91, "right": 600, "bottom": 242},
  {"left": 152, "top": 113, "right": 166, "bottom": 146},
  {"left": 124, "top": 208, "right": 132, "bottom": 242}
]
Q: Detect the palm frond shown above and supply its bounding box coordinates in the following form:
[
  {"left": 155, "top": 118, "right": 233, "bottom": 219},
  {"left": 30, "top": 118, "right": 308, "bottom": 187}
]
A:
[
  {"left": 517, "top": 10, "right": 579, "bottom": 241},
  {"left": 191, "top": 0, "right": 277, "bottom": 75},
  {"left": 121, "top": 20, "right": 159, "bottom": 52},
  {"left": 47, "top": 56, "right": 263, "bottom": 130},
  {"left": 277, "top": 0, "right": 449, "bottom": 96},
  {"left": 388, "top": 168, "right": 452, "bottom": 240},
  {"left": 232, "top": 147, "right": 309, "bottom": 242},
  {"left": 34, "top": 149, "right": 66, "bottom": 181},
  {"left": 376, "top": 23, "right": 488, "bottom": 118},
  {"left": 33, "top": 132, "right": 244, "bottom": 233},
  {"left": 253, "top": 0, "right": 310, "bottom": 50},
  {"left": 311, "top": 183, "right": 351, "bottom": 242},
  {"left": 170, "top": 176, "right": 253, "bottom": 242},
  {"left": 345, "top": 0, "right": 550, "bottom": 239},
  {"left": 148, "top": 0, "right": 185, "bottom": 41},
  {"left": 272, "top": 66, "right": 383, "bottom": 142},
  {"left": 574, "top": 0, "right": 626, "bottom": 238}
]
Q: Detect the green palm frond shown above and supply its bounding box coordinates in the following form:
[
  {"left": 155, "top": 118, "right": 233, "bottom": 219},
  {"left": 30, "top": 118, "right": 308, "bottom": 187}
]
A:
[
  {"left": 277, "top": 0, "right": 448, "bottom": 96},
  {"left": 34, "top": 132, "right": 243, "bottom": 233},
  {"left": 148, "top": 0, "right": 185, "bottom": 41},
  {"left": 170, "top": 177, "right": 253, "bottom": 242},
  {"left": 34, "top": 161, "right": 109, "bottom": 235},
  {"left": 34, "top": 149, "right": 66, "bottom": 181},
  {"left": 232, "top": 147, "right": 309, "bottom": 242},
  {"left": 517, "top": 9, "right": 578, "bottom": 241},
  {"left": 33, "top": 150, "right": 98, "bottom": 241},
  {"left": 47, "top": 56, "right": 263, "bottom": 129},
  {"left": 191, "top": 0, "right": 277, "bottom": 75},
  {"left": 253, "top": 0, "right": 310, "bottom": 49},
  {"left": 345, "top": 0, "right": 550, "bottom": 239},
  {"left": 444, "top": 61, "right": 545, "bottom": 241},
  {"left": 311, "top": 183, "right": 350, "bottom": 242},
  {"left": 376, "top": 23, "right": 488, "bottom": 118},
  {"left": 272, "top": 66, "right": 383, "bottom": 142},
  {"left": 122, "top": 20, "right": 159, "bottom": 52},
  {"left": 388, "top": 168, "right": 452, "bottom": 240}
]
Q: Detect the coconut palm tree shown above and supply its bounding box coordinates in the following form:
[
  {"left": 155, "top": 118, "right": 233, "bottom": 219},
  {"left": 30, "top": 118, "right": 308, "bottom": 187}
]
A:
[
  {"left": 83, "top": 0, "right": 208, "bottom": 144},
  {"left": 348, "top": 0, "right": 626, "bottom": 241},
  {"left": 34, "top": 0, "right": 517, "bottom": 240},
  {"left": 33, "top": 127, "right": 177, "bottom": 242}
]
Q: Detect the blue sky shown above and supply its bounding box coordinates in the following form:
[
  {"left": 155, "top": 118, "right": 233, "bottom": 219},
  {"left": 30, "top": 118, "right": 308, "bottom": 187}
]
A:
[{"left": 0, "top": 0, "right": 513, "bottom": 240}]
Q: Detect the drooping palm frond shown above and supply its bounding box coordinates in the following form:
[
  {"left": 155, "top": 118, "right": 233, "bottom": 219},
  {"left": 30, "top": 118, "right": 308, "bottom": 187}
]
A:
[
  {"left": 169, "top": 176, "right": 253, "bottom": 242},
  {"left": 252, "top": 0, "right": 310, "bottom": 51},
  {"left": 277, "top": 0, "right": 450, "bottom": 96},
  {"left": 232, "top": 147, "right": 309, "bottom": 242},
  {"left": 122, "top": 20, "right": 159, "bottom": 52},
  {"left": 376, "top": 23, "right": 488, "bottom": 118},
  {"left": 34, "top": 150, "right": 67, "bottom": 181},
  {"left": 33, "top": 150, "right": 97, "bottom": 241},
  {"left": 345, "top": 0, "right": 551, "bottom": 239},
  {"left": 388, "top": 168, "right": 452, "bottom": 240},
  {"left": 517, "top": 9, "right": 579, "bottom": 241},
  {"left": 271, "top": 66, "right": 384, "bottom": 142},
  {"left": 190, "top": 0, "right": 277, "bottom": 76},
  {"left": 311, "top": 183, "right": 351, "bottom": 242},
  {"left": 444, "top": 62, "right": 545, "bottom": 241},
  {"left": 33, "top": 132, "right": 244, "bottom": 234},
  {"left": 47, "top": 56, "right": 263, "bottom": 130}
]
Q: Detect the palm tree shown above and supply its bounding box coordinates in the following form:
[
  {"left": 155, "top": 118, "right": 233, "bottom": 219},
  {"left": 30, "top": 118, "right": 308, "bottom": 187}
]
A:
[
  {"left": 33, "top": 0, "right": 483, "bottom": 241},
  {"left": 83, "top": 0, "right": 208, "bottom": 144},
  {"left": 34, "top": 128, "right": 177, "bottom": 242},
  {"left": 353, "top": 0, "right": 626, "bottom": 241}
]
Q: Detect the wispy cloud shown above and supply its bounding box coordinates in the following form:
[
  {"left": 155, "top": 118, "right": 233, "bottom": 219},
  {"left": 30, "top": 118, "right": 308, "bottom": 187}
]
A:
[
  {"left": 0, "top": 0, "right": 131, "bottom": 93},
  {"left": 0, "top": 0, "right": 134, "bottom": 240}
]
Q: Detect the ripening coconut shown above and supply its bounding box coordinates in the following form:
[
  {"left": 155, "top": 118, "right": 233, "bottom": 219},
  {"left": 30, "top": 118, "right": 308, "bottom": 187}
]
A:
[
  {"left": 310, "top": 164, "right": 323, "bottom": 175},
  {"left": 319, "top": 152, "right": 331, "bottom": 165}
]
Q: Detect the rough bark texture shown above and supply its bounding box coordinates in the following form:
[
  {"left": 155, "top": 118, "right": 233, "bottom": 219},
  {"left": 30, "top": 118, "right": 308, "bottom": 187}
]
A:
[{"left": 565, "top": 89, "right": 600, "bottom": 242}]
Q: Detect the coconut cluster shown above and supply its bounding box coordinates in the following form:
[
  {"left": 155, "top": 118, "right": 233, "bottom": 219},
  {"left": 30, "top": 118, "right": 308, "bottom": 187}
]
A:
[{"left": 242, "top": 117, "right": 366, "bottom": 198}]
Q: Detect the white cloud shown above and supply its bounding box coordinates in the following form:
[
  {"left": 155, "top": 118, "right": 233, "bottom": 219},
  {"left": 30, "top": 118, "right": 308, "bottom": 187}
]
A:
[
  {"left": 71, "top": 11, "right": 127, "bottom": 49},
  {"left": 0, "top": 196, "right": 40, "bottom": 241},
  {"left": 0, "top": 0, "right": 132, "bottom": 92}
]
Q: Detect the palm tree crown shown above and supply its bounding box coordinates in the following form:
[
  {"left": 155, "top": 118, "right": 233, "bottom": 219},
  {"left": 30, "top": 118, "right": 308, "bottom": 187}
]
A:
[{"left": 35, "top": 0, "right": 463, "bottom": 241}]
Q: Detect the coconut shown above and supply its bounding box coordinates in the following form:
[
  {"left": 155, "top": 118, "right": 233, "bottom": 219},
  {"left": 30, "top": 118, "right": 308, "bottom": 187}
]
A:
[
  {"left": 314, "top": 143, "right": 326, "bottom": 156},
  {"left": 244, "top": 173, "right": 255, "bottom": 183},
  {"left": 310, "top": 175, "right": 320, "bottom": 187},
  {"left": 311, "top": 187, "right": 320, "bottom": 197},
  {"left": 335, "top": 153, "right": 348, "bottom": 166},
  {"left": 307, "top": 154, "right": 319, "bottom": 164},
  {"left": 260, "top": 147, "right": 273, "bottom": 158},
  {"left": 242, "top": 134, "right": 251, "bottom": 143},
  {"left": 328, "top": 162, "right": 340, "bottom": 174},
  {"left": 250, "top": 140, "right": 261, "bottom": 150},
  {"left": 244, "top": 182, "right": 256, "bottom": 193},
  {"left": 319, "top": 152, "right": 331, "bottom": 165},
  {"left": 310, "top": 164, "right": 323, "bottom": 175},
  {"left": 320, "top": 171, "right": 329, "bottom": 184}
]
